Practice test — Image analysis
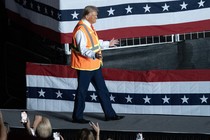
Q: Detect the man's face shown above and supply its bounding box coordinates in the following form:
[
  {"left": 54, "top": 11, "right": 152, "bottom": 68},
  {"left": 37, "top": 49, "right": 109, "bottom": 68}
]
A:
[{"left": 86, "top": 11, "right": 98, "bottom": 24}]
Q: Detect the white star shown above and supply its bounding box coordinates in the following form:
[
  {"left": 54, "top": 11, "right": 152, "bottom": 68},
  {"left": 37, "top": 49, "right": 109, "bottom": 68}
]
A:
[
  {"left": 90, "top": 92, "right": 97, "bottom": 101},
  {"left": 162, "top": 3, "right": 170, "bottom": 12},
  {"left": 181, "top": 95, "right": 189, "bottom": 104},
  {"left": 180, "top": 1, "right": 188, "bottom": 10},
  {"left": 37, "top": 4, "right": 41, "bottom": 12},
  {"left": 143, "top": 95, "right": 151, "bottom": 104},
  {"left": 51, "top": 10, "right": 54, "bottom": 16},
  {"left": 125, "top": 5, "right": 133, "bottom": 14},
  {"left": 55, "top": 90, "right": 63, "bottom": 98},
  {"left": 57, "top": 13, "right": 61, "bottom": 20},
  {"left": 23, "top": 0, "right": 27, "bottom": 6},
  {"left": 38, "top": 89, "right": 45, "bottom": 97},
  {"left": 71, "top": 11, "right": 79, "bottom": 19},
  {"left": 198, "top": 0, "right": 205, "bottom": 8},
  {"left": 110, "top": 94, "right": 115, "bottom": 102},
  {"left": 200, "top": 95, "right": 208, "bottom": 103},
  {"left": 107, "top": 7, "right": 115, "bottom": 16},
  {"left": 162, "top": 95, "right": 170, "bottom": 104},
  {"left": 44, "top": 7, "right": 48, "bottom": 14},
  {"left": 125, "top": 95, "right": 133, "bottom": 103},
  {"left": 143, "top": 4, "right": 151, "bottom": 13},
  {"left": 72, "top": 94, "right": 75, "bottom": 100},
  {"left": 30, "top": 2, "right": 33, "bottom": 9}
]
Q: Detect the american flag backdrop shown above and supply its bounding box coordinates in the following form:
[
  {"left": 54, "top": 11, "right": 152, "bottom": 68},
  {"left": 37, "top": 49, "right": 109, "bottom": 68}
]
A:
[
  {"left": 5, "top": 0, "right": 210, "bottom": 43},
  {"left": 6, "top": 0, "right": 210, "bottom": 116},
  {"left": 26, "top": 62, "right": 210, "bottom": 116}
]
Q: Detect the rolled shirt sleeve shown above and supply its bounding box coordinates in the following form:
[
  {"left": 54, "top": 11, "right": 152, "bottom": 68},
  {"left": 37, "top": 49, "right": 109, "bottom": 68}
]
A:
[{"left": 99, "top": 40, "right": 110, "bottom": 49}]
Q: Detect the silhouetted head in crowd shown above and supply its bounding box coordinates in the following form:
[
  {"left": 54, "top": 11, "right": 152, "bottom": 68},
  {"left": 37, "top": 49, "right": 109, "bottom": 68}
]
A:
[{"left": 77, "top": 128, "right": 95, "bottom": 140}]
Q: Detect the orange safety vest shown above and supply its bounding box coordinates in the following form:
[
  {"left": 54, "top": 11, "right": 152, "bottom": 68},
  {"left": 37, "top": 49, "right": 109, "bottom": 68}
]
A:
[{"left": 71, "top": 20, "right": 102, "bottom": 71}]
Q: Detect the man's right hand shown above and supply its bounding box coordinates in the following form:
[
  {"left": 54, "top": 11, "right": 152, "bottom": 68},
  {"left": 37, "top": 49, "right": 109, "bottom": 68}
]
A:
[{"left": 95, "top": 51, "right": 102, "bottom": 60}]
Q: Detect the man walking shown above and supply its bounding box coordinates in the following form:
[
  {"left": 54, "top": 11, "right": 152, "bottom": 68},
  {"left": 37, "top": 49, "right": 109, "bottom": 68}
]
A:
[{"left": 70, "top": 5, "right": 124, "bottom": 123}]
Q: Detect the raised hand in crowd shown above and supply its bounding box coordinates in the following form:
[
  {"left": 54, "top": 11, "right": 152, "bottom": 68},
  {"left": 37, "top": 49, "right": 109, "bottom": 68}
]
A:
[
  {"left": 77, "top": 121, "right": 100, "bottom": 140},
  {"left": 89, "top": 121, "right": 100, "bottom": 140},
  {"left": 0, "top": 111, "right": 8, "bottom": 140}
]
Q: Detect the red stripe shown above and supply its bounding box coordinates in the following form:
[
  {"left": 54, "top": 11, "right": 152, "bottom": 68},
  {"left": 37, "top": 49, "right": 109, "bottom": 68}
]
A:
[
  {"left": 98, "top": 19, "right": 210, "bottom": 40},
  {"left": 7, "top": 10, "right": 210, "bottom": 43},
  {"left": 26, "top": 62, "right": 210, "bottom": 82},
  {"left": 26, "top": 62, "right": 77, "bottom": 78},
  {"left": 103, "top": 68, "right": 210, "bottom": 82}
]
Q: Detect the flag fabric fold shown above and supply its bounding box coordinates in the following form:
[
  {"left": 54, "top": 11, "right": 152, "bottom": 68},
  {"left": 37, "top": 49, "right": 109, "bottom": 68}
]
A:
[{"left": 5, "top": 0, "right": 210, "bottom": 43}]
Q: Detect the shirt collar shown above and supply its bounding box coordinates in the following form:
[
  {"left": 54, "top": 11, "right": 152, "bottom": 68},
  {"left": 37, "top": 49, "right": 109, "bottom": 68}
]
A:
[{"left": 82, "top": 19, "right": 93, "bottom": 29}]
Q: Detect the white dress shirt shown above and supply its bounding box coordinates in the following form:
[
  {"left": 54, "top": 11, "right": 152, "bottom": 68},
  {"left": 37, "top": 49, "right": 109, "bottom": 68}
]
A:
[{"left": 75, "top": 19, "right": 110, "bottom": 59}]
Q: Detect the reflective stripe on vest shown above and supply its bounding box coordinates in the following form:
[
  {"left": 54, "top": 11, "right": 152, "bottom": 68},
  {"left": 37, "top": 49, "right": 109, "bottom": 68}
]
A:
[{"left": 71, "top": 24, "right": 100, "bottom": 53}]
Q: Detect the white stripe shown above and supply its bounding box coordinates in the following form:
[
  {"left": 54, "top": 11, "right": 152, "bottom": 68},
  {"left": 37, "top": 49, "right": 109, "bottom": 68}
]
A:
[
  {"left": 5, "top": 0, "right": 179, "bottom": 10},
  {"left": 27, "top": 99, "right": 210, "bottom": 116},
  {"left": 27, "top": 98, "right": 74, "bottom": 112},
  {"left": 6, "top": 1, "right": 210, "bottom": 33},
  {"left": 95, "top": 8, "right": 210, "bottom": 31},
  {"left": 26, "top": 75, "right": 78, "bottom": 90},
  {"left": 112, "top": 104, "right": 210, "bottom": 116},
  {"left": 26, "top": 75, "right": 210, "bottom": 94},
  {"left": 35, "top": 0, "right": 179, "bottom": 9}
]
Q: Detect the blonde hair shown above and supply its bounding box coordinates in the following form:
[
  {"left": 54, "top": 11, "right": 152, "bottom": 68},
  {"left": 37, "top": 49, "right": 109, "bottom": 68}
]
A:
[{"left": 36, "top": 117, "right": 52, "bottom": 138}]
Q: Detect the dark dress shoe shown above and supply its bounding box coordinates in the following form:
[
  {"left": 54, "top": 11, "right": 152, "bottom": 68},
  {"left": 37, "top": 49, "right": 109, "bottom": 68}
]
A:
[
  {"left": 105, "top": 115, "right": 125, "bottom": 121},
  {"left": 72, "top": 119, "right": 90, "bottom": 124}
]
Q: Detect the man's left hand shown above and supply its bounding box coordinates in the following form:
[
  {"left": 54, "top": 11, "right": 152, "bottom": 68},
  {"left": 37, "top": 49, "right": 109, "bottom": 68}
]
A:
[{"left": 109, "top": 38, "right": 119, "bottom": 47}]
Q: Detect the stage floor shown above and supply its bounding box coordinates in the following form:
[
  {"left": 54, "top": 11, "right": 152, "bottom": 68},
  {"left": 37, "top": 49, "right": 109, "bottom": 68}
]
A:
[{"left": 1, "top": 108, "right": 210, "bottom": 135}]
